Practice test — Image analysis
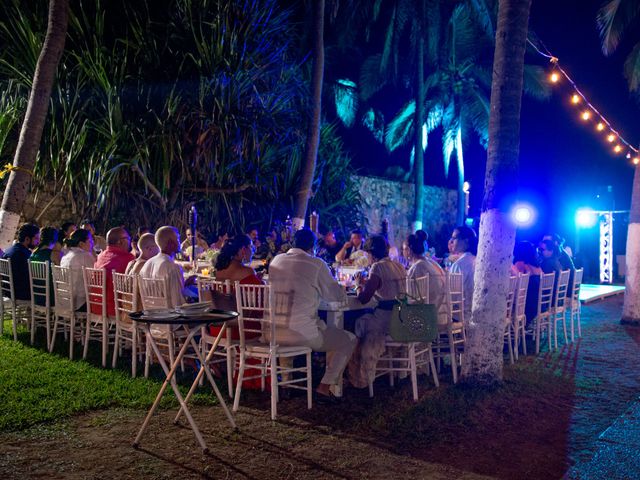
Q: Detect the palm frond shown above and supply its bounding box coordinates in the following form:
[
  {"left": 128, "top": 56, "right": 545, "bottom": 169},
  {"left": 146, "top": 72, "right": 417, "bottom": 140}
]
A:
[
  {"left": 597, "top": 0, "right": 640, "bottom": 55},
  {"left": 385, "top": 100, "right": 415, "bottom": 151},
  {"left": 333, "top": 79, "right": 359, "bottom": 127},
  {"left": 441, "top": 100, "right": 457, "bottom": 176},
  {"left": 624, "top": 41, "right": 640, "bottom": 91},
  {"left": 361, "top": 108, "right": 385, "bottom": 143},
  {"left": 466, "top": 0, "right": 495, "bottom": 38},
  {"left": 359, "top": 54, "right": 388, "bottom": 101},
  {"left": 523, "top": 65, "right": 552, "bottom": 100}
]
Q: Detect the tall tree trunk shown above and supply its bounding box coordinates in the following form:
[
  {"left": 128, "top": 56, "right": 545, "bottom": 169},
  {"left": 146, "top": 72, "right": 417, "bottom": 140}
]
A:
[
  {"left": 461, "top": 0, "right": 531, "bottom": 386},
  {"left": 293, "top": 0, "right": 325, "bottom": 230},
  {"left": 412, "top": 0, "right": 426, "bottom": 232},
  {"left": 622, "top": 163, "right": 640, "bottom": 325},
  {"left": 0, "top": 0, "right": 69, "bottom": 249},
  {"left": 456, "top": 127, "right": 465, "bottom": 225}
]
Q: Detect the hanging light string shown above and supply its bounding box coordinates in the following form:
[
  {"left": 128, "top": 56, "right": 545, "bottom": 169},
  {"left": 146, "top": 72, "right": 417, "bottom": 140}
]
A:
[{"left": 527, "top": 38, "right": 639, "bottom": 163}]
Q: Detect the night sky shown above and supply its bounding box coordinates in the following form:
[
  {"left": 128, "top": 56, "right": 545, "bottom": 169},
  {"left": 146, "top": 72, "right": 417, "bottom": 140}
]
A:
[{"left": 337, "top": 0, "right": 639, "bottom": 253}]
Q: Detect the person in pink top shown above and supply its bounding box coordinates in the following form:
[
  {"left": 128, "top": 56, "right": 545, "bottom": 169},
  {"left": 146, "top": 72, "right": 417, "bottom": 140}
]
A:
[{"left": 93, "top": 227, "right": 135, "bottom": 316}]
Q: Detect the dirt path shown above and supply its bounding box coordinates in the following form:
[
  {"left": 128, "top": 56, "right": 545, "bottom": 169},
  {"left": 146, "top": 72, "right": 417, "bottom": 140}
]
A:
[{"left": 1, "top": 295, "right": 639, "bottom": 479}]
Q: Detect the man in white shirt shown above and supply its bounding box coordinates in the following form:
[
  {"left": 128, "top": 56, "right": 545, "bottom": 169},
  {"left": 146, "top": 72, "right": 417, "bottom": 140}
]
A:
[
  {"left": 139, "top": 226, "right": 194, "bottom": 308},
  {"left": 269, "top": 229, "right": 356, "bottom": 403}
]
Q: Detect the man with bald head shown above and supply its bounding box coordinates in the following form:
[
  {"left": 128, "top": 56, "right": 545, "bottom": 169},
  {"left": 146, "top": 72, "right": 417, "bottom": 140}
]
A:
[
  {"left": 139, "top": 226, "right": 195, "bottom": 308},
  {"left": 125, "top": 233, "right": 159, "bottom": 275},
  {"left": 93, "top": 227, "right": 135, "bottom": 316}
]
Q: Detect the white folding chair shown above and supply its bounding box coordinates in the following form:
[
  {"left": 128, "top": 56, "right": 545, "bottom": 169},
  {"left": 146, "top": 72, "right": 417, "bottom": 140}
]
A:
[
  {"left": 532, "top": 272, "right": 556, "bottom": 354},
  {"left": 197, "top": 277, "right": 237, "bottom": 397},
  {"left": 568, "top": 268, "right": 584, "bottom": 341},
  {"left": 503, "top": 275, "right": 518, "bottom": 364},
  {"left": 82, "top": 267, "right": 115, "bottom": 367},
  {"left": 512, "top": 273, "right": 530, "bottom": 359},
  {"left": 0, "top": 258, "right": 30, "bottom": 340},
  {"left": 406, "top": 275, "right": 429, "bottom": 302},
  {"left": 551, "top": 270, "right": 571, "bottom": 349},
  {"left": 112, "top": 272, "right": 147, "bottom": 377},
  {"left": 232, "top": 283, "right": 312, "bottom": 420},
  {"left": 138, "top": 276, "right": 188, "bottom": 370},
  {"left": 51, "top": 265, "right": 86, "bottom": 358},
  {"left": 433, "top": 272, "right": 465, "bottom": 383},
  {"left": 29, "top": 260, "right": 54, "bottom": 348}
]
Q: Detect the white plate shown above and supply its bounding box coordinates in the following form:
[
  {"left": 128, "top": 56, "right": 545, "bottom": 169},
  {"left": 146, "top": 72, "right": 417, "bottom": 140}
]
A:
[
  {"left": 178, "top": 302, "right": 211, "bottom": 311},
  {"left": 142, "top": 311, "right": 180, "bottom": 320}
]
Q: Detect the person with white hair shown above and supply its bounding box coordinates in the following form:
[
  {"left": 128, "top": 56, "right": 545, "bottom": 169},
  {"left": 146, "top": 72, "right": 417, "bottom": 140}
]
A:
[
  {"left": 139, "top": 226, "right": 195, "bottom": 308},
  {"left": 125, "top": 233, "right": 160, "bottom": 275}
]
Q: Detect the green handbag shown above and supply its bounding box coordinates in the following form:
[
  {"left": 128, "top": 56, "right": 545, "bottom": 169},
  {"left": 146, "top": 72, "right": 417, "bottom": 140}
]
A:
[{"left": 389, "top": 294, "right": 438, "bottom": 343}]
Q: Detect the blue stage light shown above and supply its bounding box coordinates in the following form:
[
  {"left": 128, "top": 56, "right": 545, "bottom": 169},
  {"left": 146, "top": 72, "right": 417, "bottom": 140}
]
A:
[
  {"left": 511, "top": 203, "right": 535, "bottom": 227},
  {"left": 576, "top": 208, "right": 597, "bottom": 228}
]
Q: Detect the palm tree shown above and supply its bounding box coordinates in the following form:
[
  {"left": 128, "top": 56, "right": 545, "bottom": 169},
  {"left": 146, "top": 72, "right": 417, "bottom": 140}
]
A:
[
  {"left": 384, "top": 1, "right": 548, "bottom": 225},
  {"left": 0, "top": 0, "right": 68, "bottom": 249},
  {"left": 461, "top": 0, "right": 531, "bottom": 385},
  {"left": 598, "top": 0, "right": 640, "bottom": 325}
]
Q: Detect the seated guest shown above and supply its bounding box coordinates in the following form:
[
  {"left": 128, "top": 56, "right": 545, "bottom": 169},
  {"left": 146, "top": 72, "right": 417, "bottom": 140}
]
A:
[
  {"left": 539, "top": 239, "right": 562, "bottom": 276},
  {"left": 448, "top": 225, "right": 477, "bottom": 322},
  {"left": 125, "top": 233, "right": 159, "bottom": 275},
  {"left": 209, "top": 230, "right": 229, "bottom": 250},
  {"left": 404, "top": 232, "right": 447, "bottom": 325},
  {"left": 131, "top": 226, "right": 151, "bottom": 258},
  {"left": 2, "top": 223, "right": 40, "bottom": 300},
  {"left": 348, "top": 235, "right": 407, "bottom": 388},
  {"left": 80, "top": 220, "right": 107, "bottom": 254},
  {"left": 511, "top": 241, "right": 542, "bottom": 325},
  {"left": 208, "top": 235, "right": 263, "bottom": 339},
  {"left": 59, "top": 229, "right": 95, "bottom": 310},
  {"left": 247, "top": 228, "right": 262, "bottom": 250},
  {"left": 31, "top": 226, "right": 61, "bottom": 266},
  {"left": 180, "top": 228, "right": 208, "bottom": 260},
  {"left": 140, "top": 226, "right": 195, "bottom": 308},
  {"left": 31, "top": 226, "right": 60, "bottom": 306},
  {"left": 335, "top": 229, "right": 368, "bottom": 266},
  {"left": 93, "top": 227, "right": 135, "bottom": 317},
  {"left": 542, "top": 233, "right": 575, "bottom": 271},
  {"left": 269, "top": 229, "right": 356, "bottom": 403},
  {"left": 59, "top": 222, "right": 76, "bottom": 255},
  {"left": 316, "top": 229, "right": 341, "bottom": 265}
]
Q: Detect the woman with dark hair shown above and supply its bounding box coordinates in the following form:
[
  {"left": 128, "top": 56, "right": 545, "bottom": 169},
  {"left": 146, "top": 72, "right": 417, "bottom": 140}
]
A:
[
  {"left": 512, "top": 241, "right": 542, "bottom": 325},
  {"left": 448, "top": 225, "right": 477, "bottom": 321},
  {"left": 209, "top": 229, "right": 229, "bottom": 251},
  {"left": 209, "top": 235, "right": 263, "bottom": 339},
  {"left": 539, "top": 239, "right": 562, "bottom": 276},
  {"left": 31, "top": 226, "right": 61, "bottom": 265},
  {"left": 348, "top": 235, "right": 407, "bottom": 388},
  {"left": 60, "top": 229, "right": 95, "bottom": 311},
  {"left": 404, "top": 232, "right": 447, "bottom": 325}
]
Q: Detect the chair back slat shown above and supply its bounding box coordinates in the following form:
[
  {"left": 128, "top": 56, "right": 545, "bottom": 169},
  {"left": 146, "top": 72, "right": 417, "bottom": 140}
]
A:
[
  {"left": 506, "top": 275, "right": 518, "bottom": 320},
  {"left": 52, "top": 265, "right": 75, "bottom": 313},
  {"left": 407, "top": 275, "right": 429, "bottom": 303},
  {"left": 235, "top": 282, "right": 272, "bottom": 344},
  {"left": 83, "top": 267, "right": 107, "bottom": 317},
  {"left": 514, "top": 273, "right": 530, "bottom": 318},
  {"left": 113, "top": 272, "right": 138, "bottom": 321},
  {"left": 554, "top": 269, "right": 571, "bottom": 309},
  {"left": 447, "top": 271, "right": 464, "bottom": 323},
  {"left": 29, "top": 260, "right": 51, "bottom": 309},
  {"left": 138, "top": 277, "right": 170, "bottom": 310},
  {"left": 0, "top": 258, "right": 15, "bottom": 301},
  {"left": 538, "top": 272, "right": 556, "bottom": 314},
  {"left": 572, "top": 268, "right": 584, "bottom": 303}
]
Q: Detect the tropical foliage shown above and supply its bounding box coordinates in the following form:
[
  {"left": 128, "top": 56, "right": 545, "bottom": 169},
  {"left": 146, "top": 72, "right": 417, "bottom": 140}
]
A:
[{"left": 0, "top": 0, "right": 362, "bottom": 235}]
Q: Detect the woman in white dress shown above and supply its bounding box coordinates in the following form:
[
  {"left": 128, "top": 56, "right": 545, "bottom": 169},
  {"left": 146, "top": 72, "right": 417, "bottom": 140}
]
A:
[
  {"left": 59, "top": 229, "right": 95, "bottom": 311},
  {"left": 448, "top": 225, "right": 477, "bottom": 322},
  {"left": 348, "top": 235, "right": 407, "bottom": 388}
]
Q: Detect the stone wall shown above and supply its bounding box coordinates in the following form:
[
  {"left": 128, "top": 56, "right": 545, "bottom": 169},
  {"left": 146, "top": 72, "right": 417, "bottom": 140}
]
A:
[{"left": 354, "top": 175, "right": 458, "bottom": 254}]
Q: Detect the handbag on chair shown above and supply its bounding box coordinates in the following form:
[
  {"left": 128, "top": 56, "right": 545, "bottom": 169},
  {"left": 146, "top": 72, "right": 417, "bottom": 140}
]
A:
[{"left": 389, "top": 294, "right": 438, "bottom": 343}]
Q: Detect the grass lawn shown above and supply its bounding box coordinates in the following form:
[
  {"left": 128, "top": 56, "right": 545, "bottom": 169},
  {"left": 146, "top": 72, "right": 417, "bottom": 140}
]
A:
[{"left": 0, "top": 319, "right": 215, "bottom": 432}]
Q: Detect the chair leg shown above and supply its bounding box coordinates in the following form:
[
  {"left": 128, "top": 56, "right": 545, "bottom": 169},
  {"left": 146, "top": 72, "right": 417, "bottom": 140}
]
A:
[
  {"left": 449, "top": 333, "right": 458, "bottom": 384},
  {"left": 45, "top": 311, "right": 51, "bottom": 351},
  {"left": 570, "top": 310, "right": 575, "bottom": 342},
  {"left": 577, "top": 308, "right": 582, "bottom": 337},
  {"left": 270, "top": 354, "right": 278, "bottom": 421},
  {"left": 112, "top": 325, "right": 120, "bottom": 369},
  {"left": 553, "top": 314, "right": 558, "bottom": 350},
  {"left": 306, "top": 351, "right": 312, "bottom": 410},
  {"left": 233, "top": 354, "right": 246, "bottom": 413},
  {"left": 131, "top": 328, "right": 138, "bottom": 378},
  {"left": 535, "top": 319, "right": 541, "bottom": 354},
  {"left": 226, "top": 347, "right": 234, "bottom": 398},
  {"left": 144, "top": 335, "right": 150, "bottom": 378},
  {"left": 409, "top": 345, "right": 418, "bottom": 401},
  {"left": 561, "top": 312, "right": 568, "bottom": 344},
  {"left": 507, "top": 326, "right": 514, "bottom": 365},
  {"left": 83, "top": 319, "right": 91, "bottom": 360},
  {"left": 69, "top": 316, "right": 75, "bottom": 359},
  {"left": 428, "top": 347, "right": 439, "bottom": 387},
  {"left": 12, "top": 305, "right": 18, "bottom": 341},
  {"left": 102, "top": 320, "right": 108, "bottom": 368}
]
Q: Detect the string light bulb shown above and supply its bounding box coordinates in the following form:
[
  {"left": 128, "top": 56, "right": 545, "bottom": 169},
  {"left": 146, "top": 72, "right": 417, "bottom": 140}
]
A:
[
  {"left": 550, "top": 72, "right": 560, "bottom": 83},
  {"left": 581, "top": 111, "right": 591, "bottom": 121},
  {"left": 607, "top": 134, "right": 616, "bottom": 143},
  {"left": 596, "top": 122, "right": 605, "bottom": 131},
  {"left": 571, "top": 94, "right": 580, "bottom": 104},
  {"left": 633, "top": 157, "right": 640, "bottom": 165},
  {"left": 614, "top": 145, "right": 623, "bottom": 153}
]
